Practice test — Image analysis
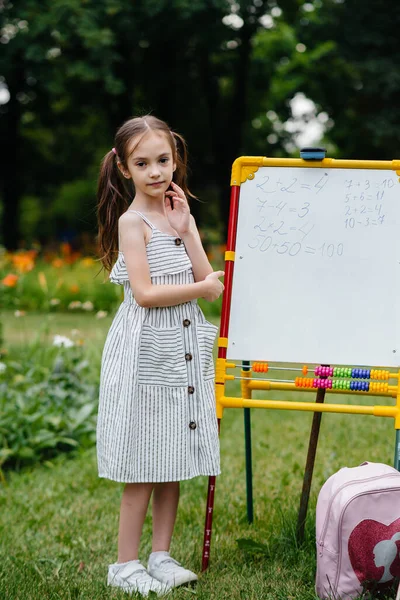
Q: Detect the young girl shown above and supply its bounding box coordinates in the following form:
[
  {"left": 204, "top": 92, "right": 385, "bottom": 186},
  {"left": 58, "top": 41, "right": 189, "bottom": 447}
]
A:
[{"left": 96, "top": 115, "right": 224, "bottom": 596}]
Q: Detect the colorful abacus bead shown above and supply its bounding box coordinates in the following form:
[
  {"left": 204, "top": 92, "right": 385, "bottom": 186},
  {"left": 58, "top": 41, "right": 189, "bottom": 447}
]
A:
[
  {"left": 369, "top": 382, "right": 388, "bottom": 393},
  {"left": 302, "top": 365, "right": 308, "bottom": 375},
  {"left": 335, "top": 367, "right": 352, "bottom": 378},
  {"left": 333, "top": 379, "right": 349, "bottom": 389},
  {"left": 315, "top": 378, "right": 333, "bottom": 388},
  {"left": 370, "top": 369, "right": 390, "bottom": 381},
  {"left": 350, "top": 380, "right": 368, "bottom": 391},
  {"left": 315, "top": 366, "right": 334, "bottom": 377},
  {"left": 253, "top": 362, "right": 269, "bottom": 373},
  {"left": 351, "top": 368, "right": 371, "bottom": 379}
]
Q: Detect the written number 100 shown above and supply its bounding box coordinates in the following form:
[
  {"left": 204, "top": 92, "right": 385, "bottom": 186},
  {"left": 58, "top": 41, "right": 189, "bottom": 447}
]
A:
[{"left": 319, "top": 243, "right": 344, "bottom": 257}]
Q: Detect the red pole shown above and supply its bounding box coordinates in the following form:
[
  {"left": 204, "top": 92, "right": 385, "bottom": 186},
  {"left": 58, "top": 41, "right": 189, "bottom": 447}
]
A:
[
  {"left": 219, "top": 185, "right": 241, "bottom": 345},
  {"left": 201, "top": 185, "right": 241, "bottom": 571}
]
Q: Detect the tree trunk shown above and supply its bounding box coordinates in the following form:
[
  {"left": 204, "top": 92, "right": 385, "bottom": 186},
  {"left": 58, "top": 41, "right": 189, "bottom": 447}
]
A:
[
  {"left": 1, "top": 61, "right": 24, "bottom": 250},
  {"left": 217, "top": 24, "right": 253, "bottom": 238}
]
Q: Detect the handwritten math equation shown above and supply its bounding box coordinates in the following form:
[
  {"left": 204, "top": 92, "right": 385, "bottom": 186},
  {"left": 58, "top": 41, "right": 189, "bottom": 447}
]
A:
[
  {"left": 246, "top": 171, "right": 396, "bottom": 258},
  {"left": 247, "top": 172, "right": 341, "bottom": 258},
  {"left": 343, "top": 177, "right": 393, "bottom": 229}
]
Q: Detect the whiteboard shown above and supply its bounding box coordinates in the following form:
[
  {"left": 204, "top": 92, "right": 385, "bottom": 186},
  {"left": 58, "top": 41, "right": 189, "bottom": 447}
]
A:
[{"left": 227, "top": 167, "right": 400, "bottom": 367}]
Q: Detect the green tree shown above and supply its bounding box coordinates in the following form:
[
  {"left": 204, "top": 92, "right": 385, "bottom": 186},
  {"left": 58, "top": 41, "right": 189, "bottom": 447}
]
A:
[
  {"left": 290, "top": 0, "right": 400, "bottom": 159},
  {"left": 1, "top": 0, "right": 307, "bottom": 249}
]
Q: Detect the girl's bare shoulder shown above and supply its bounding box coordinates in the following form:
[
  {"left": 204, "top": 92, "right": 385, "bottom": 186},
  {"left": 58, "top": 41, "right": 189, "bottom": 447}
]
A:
[
  {"left": 119, "top": 211, "right": 145, "bottom": 230},
  {"left": 119, "top": 211, "right": 149, "bottom": 244}
]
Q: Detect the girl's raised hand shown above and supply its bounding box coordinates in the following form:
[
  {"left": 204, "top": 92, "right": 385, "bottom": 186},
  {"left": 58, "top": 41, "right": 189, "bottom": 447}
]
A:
[
  {"left": 202, "top": 271, "right": 225, "bottom": 302},
  {"left": 164, "top": 182, "right": 191, "bottom": 236}
]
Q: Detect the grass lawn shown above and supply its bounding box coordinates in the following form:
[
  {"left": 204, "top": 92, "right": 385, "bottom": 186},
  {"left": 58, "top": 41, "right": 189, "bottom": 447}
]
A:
[
  {"left": 3, "top": 310, "right": 114, "bottom": 347},
  {"left": 1, "top": 312, "right": 398, "bottom": 598}
]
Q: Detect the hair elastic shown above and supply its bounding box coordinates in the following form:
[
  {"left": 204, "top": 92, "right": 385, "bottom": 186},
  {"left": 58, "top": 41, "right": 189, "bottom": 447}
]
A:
[{"left": 112, "top": 147, "right": 117, "bottom": 155}]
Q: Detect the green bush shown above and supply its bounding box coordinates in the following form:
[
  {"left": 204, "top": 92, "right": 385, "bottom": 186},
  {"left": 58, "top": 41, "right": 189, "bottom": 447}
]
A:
[{"left": 0, "top": 341, "right": 98, "bottom": 472}]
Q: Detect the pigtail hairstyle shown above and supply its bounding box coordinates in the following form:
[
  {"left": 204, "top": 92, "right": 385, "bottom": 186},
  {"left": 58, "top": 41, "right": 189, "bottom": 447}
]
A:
[
  {"left": 96, "top": 115, "right": 196, "bottom": 273},
  {"left": 97, "top": 148, "right": 133, "bottom": 272}
]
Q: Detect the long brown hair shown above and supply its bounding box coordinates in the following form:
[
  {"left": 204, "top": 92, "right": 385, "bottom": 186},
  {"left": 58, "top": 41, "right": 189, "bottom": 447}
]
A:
[{"left": 96, "top": 114, "right": 196, "bottom": 272}]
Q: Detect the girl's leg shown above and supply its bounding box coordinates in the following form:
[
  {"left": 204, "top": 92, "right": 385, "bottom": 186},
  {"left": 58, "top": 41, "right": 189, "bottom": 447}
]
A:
[
  {"left": 152, "top": 481, "right": 180, "bottom": 551},
  {"left": 117, "top": 482, "right": 154, "bottom": 563},
  {"left": 148, "top": 482, "right": 198, "bottom": 588}
]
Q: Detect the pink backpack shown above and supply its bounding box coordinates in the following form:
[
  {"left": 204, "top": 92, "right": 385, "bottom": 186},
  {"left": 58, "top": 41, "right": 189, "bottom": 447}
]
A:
[{"left": 316, "top": 462, "right": 400, "bottom": 599}]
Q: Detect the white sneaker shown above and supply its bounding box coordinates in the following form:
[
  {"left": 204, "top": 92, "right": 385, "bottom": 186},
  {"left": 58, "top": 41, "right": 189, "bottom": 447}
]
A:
[
  {"left": 108, "top": 560, "right": 171, "bottom": 596},
  {"left": 147, "top": 552, "right": 198, "bottom": 589}
]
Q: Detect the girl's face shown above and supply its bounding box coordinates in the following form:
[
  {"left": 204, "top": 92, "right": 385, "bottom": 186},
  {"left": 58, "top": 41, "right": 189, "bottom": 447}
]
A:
[{"left": 120, "top": 130, "right": 176, "bottom": 200}]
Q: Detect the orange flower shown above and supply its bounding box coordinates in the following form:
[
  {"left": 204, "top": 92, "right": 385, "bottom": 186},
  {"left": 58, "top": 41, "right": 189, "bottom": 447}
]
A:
[
  {"left": 61, "top": 242, "right": 72, "bottom": 257},
  {"left": 2, "top": 273, "right": 19, "bottom": 287},
  {"left": 52, "top": 258, "right": 64, "bottom": 268},
  {"left": 11, "top": 253, "right": 35, "bottom": 273},
  {"left": 70, "top": 284, "right": 80, "bottom": 294}
]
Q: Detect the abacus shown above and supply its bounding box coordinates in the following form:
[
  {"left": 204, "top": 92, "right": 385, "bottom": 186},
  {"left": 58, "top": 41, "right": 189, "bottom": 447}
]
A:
[{"left": 220, "top": 360, "right": 399, "bottom": 399}]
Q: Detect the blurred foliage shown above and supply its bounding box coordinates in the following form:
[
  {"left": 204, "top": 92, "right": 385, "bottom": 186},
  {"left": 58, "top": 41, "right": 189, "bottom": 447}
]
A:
[
  {"left": 0, "top": 0, "right": 399, "bottom": 249},
  {"left": 0, "top": 0, "right": 302, "bottom": 248},
  {"left": 1, "top": 242, "right": 224, "bottom": 315},
  {"left": 0, "top": 341, "right": 98, "bottom": 472},
  {"left": 290, "top": 0, "right": 400, "bottom": 159}
]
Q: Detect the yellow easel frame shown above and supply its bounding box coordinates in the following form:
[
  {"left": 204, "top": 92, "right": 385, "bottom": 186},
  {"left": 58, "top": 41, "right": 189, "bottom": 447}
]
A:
[
  {"left": 218, "top": 155, "right": 400, "bottom": 431},
  {"left": 201, "top": 155, "right": 400, "bottom": 572}
]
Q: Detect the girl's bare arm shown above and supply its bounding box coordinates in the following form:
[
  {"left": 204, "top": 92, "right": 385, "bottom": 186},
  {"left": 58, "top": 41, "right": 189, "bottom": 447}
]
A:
[
  {"left": 180, "top": 214, "right": 214, "bottom": 282},
  {"left": 119, "top": 213, "right": 223, "bottom": 308}
]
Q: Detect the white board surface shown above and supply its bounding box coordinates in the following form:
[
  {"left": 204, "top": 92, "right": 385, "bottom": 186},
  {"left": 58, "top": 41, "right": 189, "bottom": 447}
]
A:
[{"left": 227, "top": 167, "right": 400, "bottom": 367}]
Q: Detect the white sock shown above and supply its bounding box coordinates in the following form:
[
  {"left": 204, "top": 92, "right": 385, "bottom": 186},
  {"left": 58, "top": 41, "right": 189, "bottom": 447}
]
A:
[
  {"left": 149, "top": 551, "right": 170, "bottom": 562},
  {"left": 114, "top": 559, "right": 140, "bottom": 566}
]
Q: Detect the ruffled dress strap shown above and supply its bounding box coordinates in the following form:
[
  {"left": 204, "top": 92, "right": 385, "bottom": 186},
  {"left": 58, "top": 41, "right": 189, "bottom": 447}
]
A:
[
  {"left": 110, "top": 211, "right": 156, "bottom": 286},
  {"left": 126, "top": 210, "right": 156, "bottom": 230}
]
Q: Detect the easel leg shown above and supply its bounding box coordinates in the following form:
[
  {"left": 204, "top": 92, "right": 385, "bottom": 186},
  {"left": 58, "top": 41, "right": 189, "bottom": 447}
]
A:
[
  {"left": 296, "top": 386, "right": 326, "bottom": 543},
  {"left": 202, "top": 417, "right": 221, "bottom": 571},
  {"left": 202, "top": 475, "right": 216, "bottom": 571},
  {"left": 394, "top": 429, "right": 400, "bottom": 471},
  {"left": 244, "top": 408, "right": 254, "bottom": 523},
  {"left": 242, "top": 360, "right": 253, "bottom": 524}
]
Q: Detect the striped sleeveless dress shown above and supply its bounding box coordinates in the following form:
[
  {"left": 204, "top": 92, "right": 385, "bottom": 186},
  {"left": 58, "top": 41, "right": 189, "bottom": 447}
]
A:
[{"left": 96, "top": 211, "right": 221, "bottom": 483}]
